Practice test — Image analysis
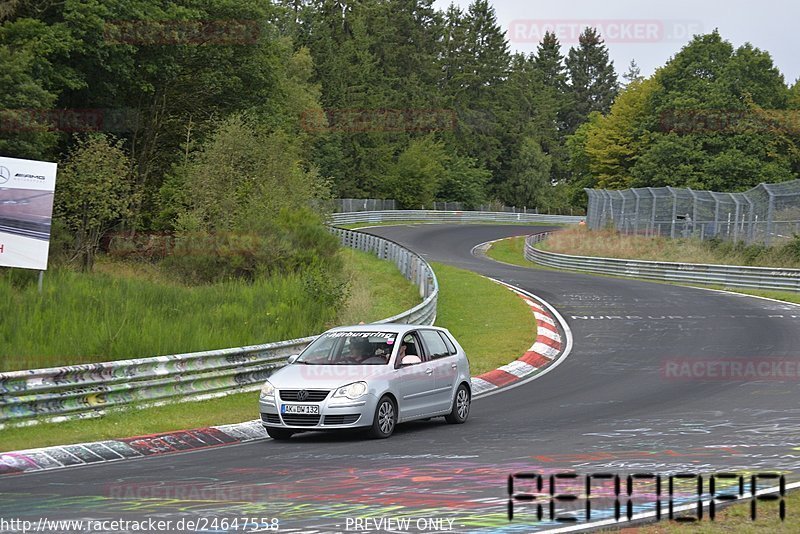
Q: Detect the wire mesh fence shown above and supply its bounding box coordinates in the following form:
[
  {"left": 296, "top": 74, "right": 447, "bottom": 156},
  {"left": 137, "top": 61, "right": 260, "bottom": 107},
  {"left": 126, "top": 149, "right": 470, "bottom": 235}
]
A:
[
  {"left": 585, "top": 179, "right": 800, "bottom": 245},
  {"left": 332, "top": 198, "right": 397, "bottom": 212},
  {"left": 332, "top": 199, "right": 582, "bottom": 215}
]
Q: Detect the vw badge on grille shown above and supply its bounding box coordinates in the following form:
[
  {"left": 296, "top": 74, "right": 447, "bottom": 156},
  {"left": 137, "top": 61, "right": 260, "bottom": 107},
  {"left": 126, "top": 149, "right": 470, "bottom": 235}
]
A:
[{"left": 297, "top": 389, "right": 309, "bottom": 401}]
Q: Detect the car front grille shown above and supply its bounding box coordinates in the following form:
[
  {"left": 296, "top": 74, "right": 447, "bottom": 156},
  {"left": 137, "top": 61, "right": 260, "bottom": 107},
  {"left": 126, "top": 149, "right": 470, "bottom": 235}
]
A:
[
  {"left": 280, "top": 413, "right": 321, "bottom": 426},
  {"left": 279, "top": 389, "right": 330, "bottom": 402},
  {"left": 323, "top": 414, "right": 360, "bottom": 425},
  {"left": 261, "top": 413, "right": 281, "bottom": 424}
]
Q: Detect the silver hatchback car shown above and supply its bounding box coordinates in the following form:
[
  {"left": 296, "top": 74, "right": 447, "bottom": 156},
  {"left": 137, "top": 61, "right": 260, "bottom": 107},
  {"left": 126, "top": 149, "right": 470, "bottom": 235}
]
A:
[{"left": 259, "top": 324, "right": 472, "bottom": 439}]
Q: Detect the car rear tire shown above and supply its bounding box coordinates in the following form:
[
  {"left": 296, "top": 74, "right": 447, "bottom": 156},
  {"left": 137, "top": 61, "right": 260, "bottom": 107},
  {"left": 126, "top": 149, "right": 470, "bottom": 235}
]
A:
[
  {"left": 368, "top": 396, "right": 397, "bottom": 439},
  {"left": 445, "top": 384, "right": 470, "bottom": 424},
  {"left": 266, "top": 427, "right": 294, "bottom": 440}
]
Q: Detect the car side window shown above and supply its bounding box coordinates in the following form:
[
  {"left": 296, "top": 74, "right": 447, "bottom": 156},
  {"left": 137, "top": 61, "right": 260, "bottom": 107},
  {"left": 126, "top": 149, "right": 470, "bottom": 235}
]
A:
[
  {"left": 420, "top": 330, "right": 450, "bottom": 360},
  {"left": 438, "top": 331, "right": 457, "bottom": 355},
  {"left": 396, "top": 332, "right": 423, "bottom": 367}
]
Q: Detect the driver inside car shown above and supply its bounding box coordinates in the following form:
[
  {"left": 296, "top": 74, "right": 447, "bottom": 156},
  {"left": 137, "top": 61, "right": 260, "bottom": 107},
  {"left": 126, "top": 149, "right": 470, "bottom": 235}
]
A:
[{"left": 349, "top": 337, "right": 391, "bottom": 364}]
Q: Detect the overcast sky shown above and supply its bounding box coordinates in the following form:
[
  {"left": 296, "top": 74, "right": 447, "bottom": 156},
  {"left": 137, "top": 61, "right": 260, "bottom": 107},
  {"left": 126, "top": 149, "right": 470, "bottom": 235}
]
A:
[{"left": 433, "top": 0, "right": 799, "bottom": 85}]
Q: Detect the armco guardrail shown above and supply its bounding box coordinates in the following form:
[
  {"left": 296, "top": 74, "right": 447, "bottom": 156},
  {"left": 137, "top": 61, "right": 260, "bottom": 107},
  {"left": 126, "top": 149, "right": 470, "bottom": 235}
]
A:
[
  {"left": 525, "top": 232, "right": 800, "bottom": 292},
  {"left": 329, "top": 210, "right": 584, "bottom": 226},
  {"left": 0, "top": 228, "right": 437, "bottom": 427}
]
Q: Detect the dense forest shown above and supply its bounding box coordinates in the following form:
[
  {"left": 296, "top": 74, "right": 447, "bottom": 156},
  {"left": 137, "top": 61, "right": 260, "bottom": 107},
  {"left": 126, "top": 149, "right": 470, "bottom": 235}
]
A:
[{"left": 1, "top": 0, "right": 799, "bottom": 274}]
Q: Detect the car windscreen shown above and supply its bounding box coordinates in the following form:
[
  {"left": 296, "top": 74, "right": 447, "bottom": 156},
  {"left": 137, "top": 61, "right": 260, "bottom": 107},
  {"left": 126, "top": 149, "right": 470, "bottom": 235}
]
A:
[{"left": 295, "top": 331, "right": 398, "bottom": 365}]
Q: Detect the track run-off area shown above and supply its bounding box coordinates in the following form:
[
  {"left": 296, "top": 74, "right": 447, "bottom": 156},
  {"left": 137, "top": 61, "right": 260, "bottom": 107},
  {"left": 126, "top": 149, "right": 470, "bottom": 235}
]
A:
[{"left": 3, "top": 223, "right": 800, "bottom": 532}]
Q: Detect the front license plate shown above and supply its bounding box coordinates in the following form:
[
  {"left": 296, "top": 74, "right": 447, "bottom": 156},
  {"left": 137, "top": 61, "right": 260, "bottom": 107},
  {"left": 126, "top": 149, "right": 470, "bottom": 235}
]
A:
[{"left": 281, "top": 404, "right": 319, "bottom": 415}]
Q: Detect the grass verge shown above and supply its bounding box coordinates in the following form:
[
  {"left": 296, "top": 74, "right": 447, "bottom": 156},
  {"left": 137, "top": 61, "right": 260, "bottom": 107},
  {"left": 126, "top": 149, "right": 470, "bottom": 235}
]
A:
[
  {"left": 614, "top": 489, "right": 797, "bottom": 532},
  {"left": 544, "top": 226, "right": 800, "bottom": 269},
  {"left": 431, "top": 261, "right": 537, "bottom": 376},
  {"left": 485, "top": 235, "right": 537, "bottom": 267},
  {"left": 487, "top": 235, "right": 800, "bottom": 306},
  {"left": 0, "top": 249, "right": 418, "bottom": 371},
  {"left": 1, "top": 254, "right": 537, "bottom": 451}
]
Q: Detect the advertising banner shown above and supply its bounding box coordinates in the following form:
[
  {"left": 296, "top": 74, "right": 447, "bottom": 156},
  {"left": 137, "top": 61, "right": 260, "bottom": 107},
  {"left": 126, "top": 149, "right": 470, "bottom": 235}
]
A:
[{"left": 0, "top": 156, "right": 58, "bottom": 270}]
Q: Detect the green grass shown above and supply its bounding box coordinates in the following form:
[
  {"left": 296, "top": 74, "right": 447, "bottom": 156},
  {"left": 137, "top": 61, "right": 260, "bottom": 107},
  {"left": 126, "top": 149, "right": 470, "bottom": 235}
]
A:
[
  {"left": 485, "top": 235, "right": 537, "bottom": 267},
  {"left": 0, "top": 256, "right": 538, "bottom": 452},
  {"left": 487, "top": 235, "right": 800, "bottom": 307},
  {"left": 617, "top": 489, "right": 798, "bottom": 532},
  {"left": 0, "top": 267, "right": 333, "bottom": 371},
  {"left": 431, "top": 261, "right": 538, "bottom": 375},
  {"left": 337, "top": 248, "right": 422, "bottom": 324},
  {"left": 546, "top": 226, "right": 800, "bottom": 269},
  {"left": 0, "top": 249, "right": 419, "bottom": 372},
  {"left": 0, "top": 391, "right": 260, "bottom": 452}
]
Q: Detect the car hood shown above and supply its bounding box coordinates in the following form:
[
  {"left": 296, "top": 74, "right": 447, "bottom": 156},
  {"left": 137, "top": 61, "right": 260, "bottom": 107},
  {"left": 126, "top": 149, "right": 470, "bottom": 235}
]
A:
[{"left": 267, "top": 363, "right": 395, "bottom": 390}]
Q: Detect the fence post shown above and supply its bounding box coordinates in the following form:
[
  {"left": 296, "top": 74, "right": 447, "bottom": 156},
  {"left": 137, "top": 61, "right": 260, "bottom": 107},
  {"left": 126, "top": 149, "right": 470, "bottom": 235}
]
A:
[
  {"left": 632, "top": 189, "right": 641, "bottom": 235},
  {"left": 668, "top": 186, "right": 678, "bottom": 238},
  {"left": 648, "top": 187, "right": 657, "bottom": 236},
  {"left": 743, "top": 195, "right": 755, "bottom": 244},
  {"left": 765, "top": 186, "right": 775, "bottom": 246}
]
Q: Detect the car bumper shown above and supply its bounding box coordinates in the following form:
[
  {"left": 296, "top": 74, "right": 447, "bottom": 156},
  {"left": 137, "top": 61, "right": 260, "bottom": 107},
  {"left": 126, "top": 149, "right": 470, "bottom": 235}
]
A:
[{"left": 258, "top": 393, "right": 378, "bottom": 430}]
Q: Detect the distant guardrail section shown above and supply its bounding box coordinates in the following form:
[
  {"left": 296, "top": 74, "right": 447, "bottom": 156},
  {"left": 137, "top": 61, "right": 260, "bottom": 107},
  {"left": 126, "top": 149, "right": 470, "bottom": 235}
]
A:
[
  {"left": 524, "top": 232, "right": 800, "bottom": 293},
  {"left": 329, "top": 210, "right": 584, "bottom": 226},
  {"left": 0, "top": 228, "right": 438, "bottom": 427}
]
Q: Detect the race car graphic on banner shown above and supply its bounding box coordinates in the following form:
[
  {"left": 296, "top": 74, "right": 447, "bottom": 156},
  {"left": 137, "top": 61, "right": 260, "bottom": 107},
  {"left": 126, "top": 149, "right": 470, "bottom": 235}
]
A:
[{"left": 0, "top": 155, "right": 58, "bottom": 270}]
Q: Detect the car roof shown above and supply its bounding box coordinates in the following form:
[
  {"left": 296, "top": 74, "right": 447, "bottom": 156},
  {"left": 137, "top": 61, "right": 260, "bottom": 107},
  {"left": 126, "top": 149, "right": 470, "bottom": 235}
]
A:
[{"left": 325, "top": 324, "right": 448, "bottom": 335}]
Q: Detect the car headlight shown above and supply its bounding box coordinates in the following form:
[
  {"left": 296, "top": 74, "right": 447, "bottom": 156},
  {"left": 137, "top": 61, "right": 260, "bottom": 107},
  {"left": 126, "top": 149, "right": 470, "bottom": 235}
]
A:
[
  {"left": 260, "top": 380, "right": 275, "bottom": 400},
  {"left": 333, "top": 381, "right": 368, "bottom": 400}
]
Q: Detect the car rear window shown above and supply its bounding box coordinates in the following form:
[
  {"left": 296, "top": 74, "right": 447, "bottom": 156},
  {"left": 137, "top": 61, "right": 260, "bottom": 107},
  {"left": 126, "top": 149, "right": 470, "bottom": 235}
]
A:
[
  {"left": 438, "top": 331, "right": 457, "bottom": 355},
  {"left": 420, "top": 330, "right": 450, "bottom": 359}
]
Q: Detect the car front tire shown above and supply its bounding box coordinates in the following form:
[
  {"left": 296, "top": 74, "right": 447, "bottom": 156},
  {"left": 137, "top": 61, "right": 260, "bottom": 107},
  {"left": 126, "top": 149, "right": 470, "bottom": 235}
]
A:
[
  {"left": 266, "top": 427, "right": 294, "bottom": 440},
  {"left": 445, "top": 384, "right": 470, "bottom": 424},
  {"left": 368, "top": 396, "right": 397, "bottom": 439}
]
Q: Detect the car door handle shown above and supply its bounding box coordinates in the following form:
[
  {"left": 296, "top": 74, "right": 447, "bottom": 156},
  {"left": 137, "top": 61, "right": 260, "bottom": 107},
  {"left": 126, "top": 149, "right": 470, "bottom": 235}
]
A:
[
  {"left": 425, "top": 368, "right": 433, "bottom": 375},
  {"left": 451, "top": 363, "right": 458, "bottom": 369}
]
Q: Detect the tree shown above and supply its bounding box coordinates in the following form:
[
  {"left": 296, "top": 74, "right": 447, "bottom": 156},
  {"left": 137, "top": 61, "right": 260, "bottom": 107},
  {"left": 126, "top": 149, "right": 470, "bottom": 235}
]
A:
[
  {"left": 565, "top": 27, "right": 619, "bottom": 133},
  {"left": 0, "top": 45, "right": 58, "bottom": 159},
  {"left": 534, "top": 31, "right": 568, "bottom": 93},
  {"left": 55, "top": 135, "right": 134, "bottom": 271},
  {"left": 171, "top": 115, "right": 328, "bottom": 234},
  {"left": 584, "top": 78, "right": 657, "bottom": 189},
  {"left": 383, "top": 137, "right": 448, "bottom": 209},
  {"left": 436, "top": 153, "right": 490, "bottom": 208},
  {"left": 622, "top": 59, "right": 643, "bottom": 86},
  {"left": 499, "top": 137, "right": 552, "bottom": 209}
]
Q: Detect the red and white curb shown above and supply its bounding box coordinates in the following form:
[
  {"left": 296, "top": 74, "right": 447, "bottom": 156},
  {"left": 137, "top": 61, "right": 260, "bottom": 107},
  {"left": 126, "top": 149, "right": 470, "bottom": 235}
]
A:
[
  {"left": 471, "top": 279, "right": 569, "bottom": 396},
  {"left": 1, "top": 281, "right": 570, "bottom": 476}
]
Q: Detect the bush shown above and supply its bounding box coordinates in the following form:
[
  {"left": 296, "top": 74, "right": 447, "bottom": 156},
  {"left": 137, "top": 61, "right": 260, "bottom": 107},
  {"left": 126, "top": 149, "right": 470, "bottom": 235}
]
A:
[{"left": 156, "top": 207, "right": 340, "bottom": 284}]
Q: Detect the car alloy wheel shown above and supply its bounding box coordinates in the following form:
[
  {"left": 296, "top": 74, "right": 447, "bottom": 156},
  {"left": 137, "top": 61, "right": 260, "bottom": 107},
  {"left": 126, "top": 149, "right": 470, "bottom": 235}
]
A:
[
  {"left": 445, "top": 384, "right": 470, "bottom": 424},
  {"left": 369, "top": 396, "right": 396, "bottom": 438}
]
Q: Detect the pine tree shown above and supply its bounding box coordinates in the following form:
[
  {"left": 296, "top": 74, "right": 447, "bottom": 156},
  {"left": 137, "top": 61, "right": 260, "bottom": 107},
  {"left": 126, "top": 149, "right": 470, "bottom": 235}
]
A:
[
  {"left": 622, "top": 59, "right": 643, "bottom": 86},
  {"left": 565, "top": 27, "right": 619, "bottom": 133},
  {"left": 534, "top": 31, "right": 568, "bottom": 93}
]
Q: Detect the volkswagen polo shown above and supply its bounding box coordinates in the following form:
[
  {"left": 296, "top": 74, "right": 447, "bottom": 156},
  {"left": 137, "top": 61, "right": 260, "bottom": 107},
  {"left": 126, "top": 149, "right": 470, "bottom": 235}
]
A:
[{"left": 259, "top": 324, "right": 471, "bottom": 439}]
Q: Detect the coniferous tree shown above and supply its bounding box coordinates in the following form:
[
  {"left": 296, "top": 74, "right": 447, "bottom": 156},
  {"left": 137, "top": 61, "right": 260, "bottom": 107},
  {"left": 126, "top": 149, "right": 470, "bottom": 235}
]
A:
[{"left": 565, "top": 27, "right": 619, "bottom": 133}]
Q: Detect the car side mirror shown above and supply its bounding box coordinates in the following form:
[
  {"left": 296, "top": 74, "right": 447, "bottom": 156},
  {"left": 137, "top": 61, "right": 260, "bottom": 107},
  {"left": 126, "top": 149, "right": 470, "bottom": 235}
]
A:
[
  {"left": 287, "top": 354, "right": 300, "bottom": 364},
  {"left": 401, "top": 355, "right": 421, "bottom": 366}
]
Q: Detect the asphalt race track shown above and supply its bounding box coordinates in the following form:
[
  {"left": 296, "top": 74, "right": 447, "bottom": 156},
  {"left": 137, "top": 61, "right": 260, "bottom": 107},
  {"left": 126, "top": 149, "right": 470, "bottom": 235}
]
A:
[{"left": 3, "top": 223, "right": 800, "bottom": 532}]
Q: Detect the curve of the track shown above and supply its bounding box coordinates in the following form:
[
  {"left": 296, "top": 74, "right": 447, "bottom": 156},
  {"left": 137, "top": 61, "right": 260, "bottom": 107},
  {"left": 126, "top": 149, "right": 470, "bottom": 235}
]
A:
[{"left": 3, "top": 224, "right": 800, "bottom": 533}]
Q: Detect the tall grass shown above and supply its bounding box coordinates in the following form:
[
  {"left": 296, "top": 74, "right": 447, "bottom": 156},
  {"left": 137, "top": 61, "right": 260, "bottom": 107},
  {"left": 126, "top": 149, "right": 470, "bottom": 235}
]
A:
[
  {"left": 0, "top": 267, "right": 337, "bottom": 371},
  {"left": 0, "top": 248, "right": 421, "bottom": 372},
  {"left": 543, "top": 226, "right": 800, "bottom": 268}
]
